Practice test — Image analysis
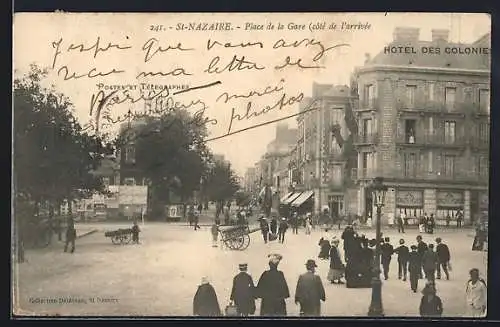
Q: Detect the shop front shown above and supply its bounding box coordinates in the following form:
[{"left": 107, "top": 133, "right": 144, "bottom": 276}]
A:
[
  {"left": 436, "top": 190, "right": 464, "bottom": 225},
  {"left": 396, "top": 189, "right": 424, "bottom": 226}
]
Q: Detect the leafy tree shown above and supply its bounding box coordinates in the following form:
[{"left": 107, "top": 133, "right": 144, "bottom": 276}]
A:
[
  {"left": 13, "top": 64, "right": 108, "bottom": 258},
  {"left": 234, "top": 190, "right": 252, "bottom": 207},
  {"left": 14, "top": 65, "right": 107, "bottom": 207},
  {"left": 204, "top": 160, "right": 240, "bottom": 214},
  {"left": 128, "top": 110, "right": 211, "bottom": 218}
]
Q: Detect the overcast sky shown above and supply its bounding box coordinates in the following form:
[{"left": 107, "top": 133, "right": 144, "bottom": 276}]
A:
[{"left": 13, "top": 12, "right": 490, "bottom": 176}]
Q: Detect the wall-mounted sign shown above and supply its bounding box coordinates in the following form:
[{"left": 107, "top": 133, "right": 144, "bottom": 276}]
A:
[
  {"left": 396, "top": 190, "right": 423, "bottom": 207},
  {"left": 437, "top": 191, "right": 464, "bottom": 208}
]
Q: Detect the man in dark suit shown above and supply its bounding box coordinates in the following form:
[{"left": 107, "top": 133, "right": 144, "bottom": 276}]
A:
[
  {"left": 230, "top": 263, "right": 256, "bottom": 316},
  {"left": 380, "top": 237, "right": 394, "bottom": 280},
  {"left": 416, "top": 235, "right": 428, "bottom": 279},
  {"left": 408, "top": 245, "right": 420, "bottom": 293},
  {"left": 394, "top": 239, "right": 410, "bottom": 281},
  {"left": 435, "top": 238, "right": 450, "bottom": 280},
  {"left": 278, "top": 218, "right": 288, "bottom": 244},
  {"left": 295, "top": 259, "right": 326, "bottom": 316},
  {"left": 422, "top": 244, "right": 438, "bottom": 282}
]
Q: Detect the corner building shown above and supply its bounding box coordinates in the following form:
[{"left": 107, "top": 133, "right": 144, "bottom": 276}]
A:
[{"left": 353, "top": 27, "right": 490, "bottom": 226}]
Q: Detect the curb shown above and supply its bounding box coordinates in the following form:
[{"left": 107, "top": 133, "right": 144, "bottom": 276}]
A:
[{"left": 76, "top": 229, "right": 98, "bottom": 239}]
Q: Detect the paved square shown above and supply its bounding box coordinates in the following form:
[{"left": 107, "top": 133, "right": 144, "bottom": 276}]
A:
[{"left": 14, "top": 223, "right": 487, "bottom": 317}]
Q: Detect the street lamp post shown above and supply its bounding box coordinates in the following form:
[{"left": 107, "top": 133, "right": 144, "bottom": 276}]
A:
[{"left": 368, "top": 177, "right": 388, "bottom": 317}]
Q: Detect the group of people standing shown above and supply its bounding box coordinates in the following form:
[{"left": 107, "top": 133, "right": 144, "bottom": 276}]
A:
[
  {"left": 258, "top": 213, "right": 314, "bottom": 244},
  {"left": 193, "top": 254, "right": 328, "bottom": 317}
]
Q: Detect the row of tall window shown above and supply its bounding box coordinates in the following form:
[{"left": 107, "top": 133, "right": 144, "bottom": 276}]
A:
[
  {"left": 363, "top": 82, "right": 490, "bottom": 113},
  {"left": 359, "top": 151, "right": 488, "bottom": 178}
]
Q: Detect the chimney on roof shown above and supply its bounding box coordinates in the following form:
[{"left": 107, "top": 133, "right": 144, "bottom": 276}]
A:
[
  {"left": 432, "top": 29, "right": 449, "bottom": 42},
  {"left": 393, "top": 27, "right": 420, "bottom": 42}
]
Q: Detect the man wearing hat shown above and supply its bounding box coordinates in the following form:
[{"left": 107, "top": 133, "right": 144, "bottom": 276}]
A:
[
  {"left": 230, "top": 263, "right": 256, "bottom": 316},
  {"left": 295, "top": 259, "right": 326, "bottom": 316},
  {"left": 380, "top": 237, "right": 394, "bottom": 280},
  {"left": 278, "top": 218, "right": 288, "bottom": 244},
  {"left": 435, "top": 238, "right": 450, "bottom": 280},
  {"left": 408, "top": 245, "right": 421, "bottom": 292},
  {"left": 259, "top": 216, "right": 270, "bottom": 244},
  {"left": 394, "top": 239, "right": 410, "bottom": 281}
]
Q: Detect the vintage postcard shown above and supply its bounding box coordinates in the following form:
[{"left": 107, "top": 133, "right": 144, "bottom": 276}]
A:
[{"left": 12, "top": 12, "right": 490, "bottom": 317}]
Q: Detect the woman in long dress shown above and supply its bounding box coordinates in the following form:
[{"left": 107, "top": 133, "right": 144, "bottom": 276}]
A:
[
  {"left": 318, "top": 237, "right": 331, "bottom": 260},
  {"left": 327, "top": 238, "right": 345, "bottom": 284},
  {"left": 256, "top": 254, "right": 290, "bottom": 316}
]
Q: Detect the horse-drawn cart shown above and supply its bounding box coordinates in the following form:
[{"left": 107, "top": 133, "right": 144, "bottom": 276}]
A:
[
  {"left": 104, "top": 228, "right": 133, "bottom": 245},
  {"left": 219, "top": 225, "right": 256, "bottom": 250}
]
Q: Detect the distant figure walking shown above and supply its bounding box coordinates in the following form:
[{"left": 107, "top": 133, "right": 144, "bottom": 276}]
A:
[
  {"left": 408, "top": 245, "right": 420, "bottom": 293},
  {"left": 380, "top": 237, "right": 394, "bottom": 280},
  {"left": 194, "top": 211, "right": 201, "bottom": 231},
  {"left": 256, "top": 254, "right": 290, "bottom": 316},
  {"left": 295, "top": 259, "right": 326, "bottom": 316},
  {"left": 131, "top": 220, "right": 141, "bottom": 244},
  {"left": 259, "top": 216, "right": 270, "bottom": 244},
  {"left": 64, "top": 218, "right": 76, "bottom": 253},
  {"left": 211, "top": 223, "right": 219, "bottom": 247},
  {"left": 397, "top": 213, "right": 405, "bottom": 233},
  {"left": 422, "top": 244, "right": 438, "bottom": 282},
  {"left": 193, "top": 277, "right": 221, "bottom": 316},
  {"left": 305, "top": 215, "right": 312, "bottom": 235},
  {"left": 278, "top": 218, "right": 288, "bottom": 244},
  {"left": 435, "top": 238, "right": 450, "bottom": 280}
]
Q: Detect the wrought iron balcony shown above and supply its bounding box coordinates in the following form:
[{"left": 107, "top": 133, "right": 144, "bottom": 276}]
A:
[
  {"left": 393, "top": 167, "right": 488, "bottom": 183},
  {"left": 395, "top": 132, "right": 466, "bottom": 148},
  {"left": 353, "top": 132, "right": 378, "bottom": 145},
  {"left": 355, "top": 97, "right": 379, "bottom": 111}
]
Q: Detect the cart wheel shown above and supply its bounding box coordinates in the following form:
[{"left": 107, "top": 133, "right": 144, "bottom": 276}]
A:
[
  {"left": 232, "top": 236, "right": 245, "bottom": 250},
  {"left": 122, "top": 234, "right": 132, "bottom": 244},
  {"left": 111, "top": 236, "right": 121, "bottom": 245},
  {"left": 224, "top": 240, "right": 235, "bottom": 250},
  {"left": 239, "top": 234, "right": 250, "bottom": 250}
]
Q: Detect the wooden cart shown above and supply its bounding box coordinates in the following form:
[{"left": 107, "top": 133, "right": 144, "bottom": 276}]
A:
[
  {"left": 219, "top": 225, "right": 253, "bottom": 251},
  {"left": 104, "top": 228, "right": 133, "bottom": 245}
]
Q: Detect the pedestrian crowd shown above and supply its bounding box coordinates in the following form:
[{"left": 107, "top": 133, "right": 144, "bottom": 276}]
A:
[{"left": 194, "top": 223, "right": 486, "bottom": 317}]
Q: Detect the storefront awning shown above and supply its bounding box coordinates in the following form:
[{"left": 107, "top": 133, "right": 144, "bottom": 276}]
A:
[
  {"left": 291, "top": 191, "right": 314, "bottom": 207},
  {"left": 282, "top": 192, "right": 302, "bottom": 205},
  {"left": 279, "top": 192, "right": 294, "bottom": 203}
]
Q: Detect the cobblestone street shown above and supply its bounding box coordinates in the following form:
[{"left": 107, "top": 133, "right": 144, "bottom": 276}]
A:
[{"left": 14, "top": 224, "right": 487, "bottom": 317}]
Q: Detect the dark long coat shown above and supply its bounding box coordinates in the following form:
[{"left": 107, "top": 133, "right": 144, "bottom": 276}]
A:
[
  {"left": 256, "top": 267, "right": 290, "bottom": 316},
  {"left": 295, "top": 271, "right": 326, "bottom": 316},
  {"left": 193, "top": 283, "right": 221, "bottom": 316},
  {"left": 419, "top": 295, "right": 443, "bottom": 317},
  {"left": 230, "top": 272, "right": 256, "bottom": 315},
  {"left": 408, "top": 252, "right": 421, "bottom": 273},
  {"left": 329, "top": 246, "right": 344, "bottom": 269},
  {"left": 318, "top": 238, "right": 331, "bottom": 260}
]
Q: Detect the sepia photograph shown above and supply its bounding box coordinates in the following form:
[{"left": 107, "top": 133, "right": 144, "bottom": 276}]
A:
[{"left": 12, "top": 12, "right": 489, "bottom": 318}]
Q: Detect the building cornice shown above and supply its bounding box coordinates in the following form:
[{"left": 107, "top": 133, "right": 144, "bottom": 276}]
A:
[{"left": 356, "top": 65, "right": 490, "bottom": 77}]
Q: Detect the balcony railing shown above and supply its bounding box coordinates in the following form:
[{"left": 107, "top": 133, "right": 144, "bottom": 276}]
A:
[
  {"left": 396, "top": 132, "right": 466, "bottom": 147},
  {"left": 353, "top": 133, "right": 378, "bottom": 145},
  {"left": 398, "top": 100, "right": 484, "bottom": 116},
  {"left": 357, "top": 168, "right": 382, "bottom": 179},
  {"left": 394, "top": 168, "right": 488, "bottom": 183},
  {"left": 356, "top": 98, "right": 379, "bottom": 111}
]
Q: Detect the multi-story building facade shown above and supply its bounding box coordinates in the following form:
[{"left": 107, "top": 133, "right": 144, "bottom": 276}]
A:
[
  {"left": 293, "top": 83, "right": 357, "bottom": 216},
  {"left": 244, "top": 167, "right": 258, "bottom": 194},
  {"left": 256, "top": 123, "right": 297, "bottom": 190},
  {"left": 353, "top": 27, "right": 490, "bottom": 225}
]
